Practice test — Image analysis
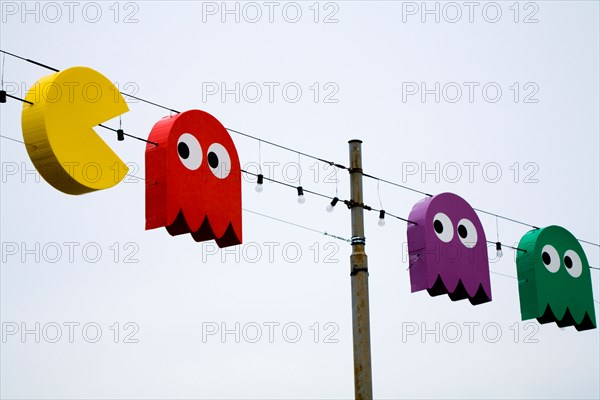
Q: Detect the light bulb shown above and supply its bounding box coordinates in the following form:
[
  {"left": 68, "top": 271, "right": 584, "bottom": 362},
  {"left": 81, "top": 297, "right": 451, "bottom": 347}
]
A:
[
  {"left": 255, "top": 174, "right": 264, "bottom": 192},
  {"left": 378, "top": 210, "right": 386, "bottom": 227},
  {"left": 496, "top": 242, "right": 503, "bottom": 258},
  {"left": 326, "top": 197, "right": 339, "bottom": 213},
  {"left": 297, "top": 186, "right": 305, "bottom": 204}
]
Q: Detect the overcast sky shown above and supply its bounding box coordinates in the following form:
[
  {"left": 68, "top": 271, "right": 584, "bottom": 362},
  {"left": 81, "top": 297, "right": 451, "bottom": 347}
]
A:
[{"left": 1, "top": 1, "right": 599, "bottom": 399}]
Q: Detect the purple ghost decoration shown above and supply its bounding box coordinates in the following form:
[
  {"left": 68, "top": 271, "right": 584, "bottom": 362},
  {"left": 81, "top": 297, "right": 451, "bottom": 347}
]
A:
[{"left": 407, "top": 192, "right": 492, "bottom": 305}]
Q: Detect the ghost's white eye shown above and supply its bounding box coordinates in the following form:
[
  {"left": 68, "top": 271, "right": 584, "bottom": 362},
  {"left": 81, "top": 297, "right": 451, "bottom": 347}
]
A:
[
  {"left": 457, "top": 218, "right": 478, "bottom": 248},
  {"left": 541, "top": 245, "right": 560, "bottom": 273},
  {"left": 433, "top": 212, "right": 453, "bottom": 243},
  {"left": 563, "top": 250, "right": 582, "bottom": 278},
  {"left": 207, "top": 143, "right": 231, "bottom": 179},
  {"left": 177, "top": 133, "right": 202, "bottom": 171}
]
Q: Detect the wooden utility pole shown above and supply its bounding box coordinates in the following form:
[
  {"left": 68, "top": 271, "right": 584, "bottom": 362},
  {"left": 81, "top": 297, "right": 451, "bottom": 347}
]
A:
[{"left": 348, "top": 140, "right": 373, "bottom": 399}]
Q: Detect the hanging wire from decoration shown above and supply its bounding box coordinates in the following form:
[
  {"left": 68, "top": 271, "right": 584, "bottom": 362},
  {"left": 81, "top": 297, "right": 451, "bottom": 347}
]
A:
[
  {"left": 296, "top": 152, "right": 306, "bottom": 203},
  {"left": 258, "top": 139, "right": 262, "bottom": 175},
  {"left": 335, "top": 167, "right": 339, "bottom": 197},
  {"left": 325, "top": 166, "right": 341, "bottom": 213},
  {"left": 254, "top": 140, "right": 265, "bottom": 193},
  {"left": 117, "top": 115, "right": 125, "bottom": 141},
  {"left": 377, "top": 179, "right": 384, "bottom": 210},
  {"left": 297, "top": 152, "right": 302, "bottom": 186},
  {"left": 496, "top": 216, "right": 500, "bottom": 243},
  {"left": 1, "top": 49, "right": 599, "bottom": 249},
  {"left": 1, "top": 51, "right": 6, "bottom": 90},
  {"left": 495, "top": 216, "right": 504, "bottom": 257},
  {"left": 376, "top": 178, "right": 386, "bottom": 226}
]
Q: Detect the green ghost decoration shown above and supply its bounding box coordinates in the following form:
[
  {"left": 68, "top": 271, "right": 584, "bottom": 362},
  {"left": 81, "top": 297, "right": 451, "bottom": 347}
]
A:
[{"left": 516, "top": 225, "right": 596, "bottom": 331}]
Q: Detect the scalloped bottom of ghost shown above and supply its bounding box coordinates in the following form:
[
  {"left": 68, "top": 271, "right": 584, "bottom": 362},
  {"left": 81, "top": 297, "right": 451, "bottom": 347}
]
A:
[
  {"left": 166, "top": 210, "right": 242, "bottom": 248},
  {"left": 426, "top": 275, "right": 491, "bottom": 305},
  {"left": 536, "top": 304, "right": 596, "bottom": 331}
]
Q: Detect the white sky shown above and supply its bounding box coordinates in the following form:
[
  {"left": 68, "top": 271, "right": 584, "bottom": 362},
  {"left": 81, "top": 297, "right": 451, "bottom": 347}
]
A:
[{"left": 1, "top": 1, "right": 599, "bottom": 399}]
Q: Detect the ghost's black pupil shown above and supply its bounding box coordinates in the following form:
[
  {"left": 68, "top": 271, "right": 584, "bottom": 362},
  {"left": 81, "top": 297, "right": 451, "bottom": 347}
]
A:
[
  {"left": 208, "top": 152, "right": 219, "bottom": 169},
  {"left": 564, "top": 256, "right": 573, "bottom": 269},
  {"left": 542, "top": 251, "right": 551, "bottom": 265},
  {"left": 434, "top": 220, "right": 443, "bottom": 234},
  {"left": 458, "top": 225, "right": 468, "bottom": 238},
  {"left": 178, "top": 142, "right": 190, "bottom": 159}
]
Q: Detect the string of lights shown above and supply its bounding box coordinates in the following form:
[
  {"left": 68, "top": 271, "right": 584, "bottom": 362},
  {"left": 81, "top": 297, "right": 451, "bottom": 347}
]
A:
[
  {"left": 97, "top": 123, "right": 158, "bottom": 146},
  {"left": 241, "top": 169, "right": 419, "bottom": 225},
  {"left": 1, "top": 48, "right": 599, "bottom": 251},
  {"left": 1, "top": 133, "right": 599, "bottom": 274},
  {"left": 242, "top": 168, "right": 334, "bottom": 201},
  {"left": 485, "top": 240, "right": 527, "bottom": 253},
  {"left": 0, "top": 91, "right": 158, "bottom": 146}
]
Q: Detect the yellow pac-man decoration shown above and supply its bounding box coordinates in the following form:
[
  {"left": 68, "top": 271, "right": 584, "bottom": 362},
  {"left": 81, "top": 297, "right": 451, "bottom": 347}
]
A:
[{"left": 21, "top": 66, "right": 129, "bottom": 195}]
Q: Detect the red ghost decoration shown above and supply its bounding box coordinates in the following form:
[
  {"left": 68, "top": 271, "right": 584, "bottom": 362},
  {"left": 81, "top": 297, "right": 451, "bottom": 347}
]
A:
[{"left": 145, "top": 109, "right": 242, "bottom": 248}]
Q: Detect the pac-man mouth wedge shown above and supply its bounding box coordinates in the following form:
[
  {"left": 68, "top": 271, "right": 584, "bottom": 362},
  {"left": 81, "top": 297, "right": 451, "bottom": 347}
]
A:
[
  {"left": 407, "top": 192, "right": 492, "bottom": 305},
  {"left": 516, "top": 225, "right": 596, "bottom": 331},
  {"left": 145, "top": 109, "right": 242, "bottom": 248}
]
